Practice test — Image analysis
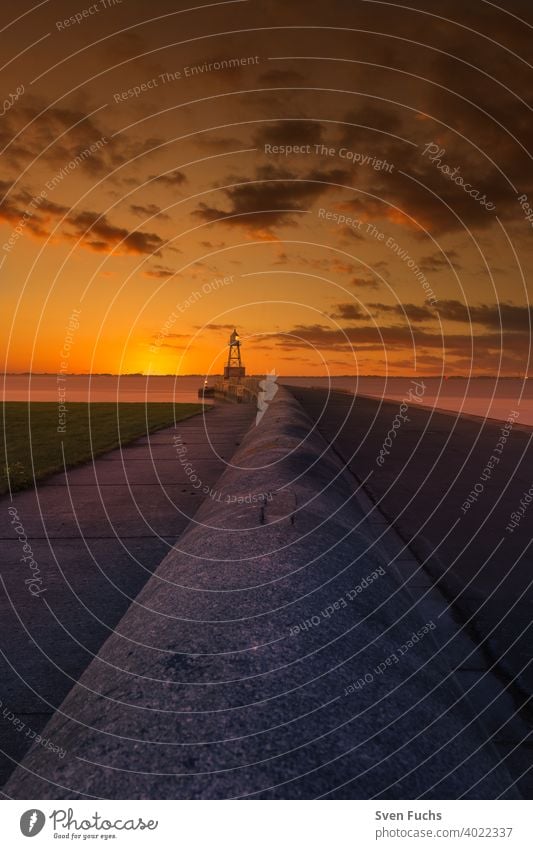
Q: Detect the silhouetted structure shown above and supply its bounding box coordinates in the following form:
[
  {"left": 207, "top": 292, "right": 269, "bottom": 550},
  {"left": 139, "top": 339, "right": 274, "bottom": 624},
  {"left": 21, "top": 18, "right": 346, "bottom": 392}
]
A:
[
  {"left": 198, "top": 378, "right": 214, "bottom": 398},
  {"left": 223, "top": 328, "right": 246, "bottom": 380}
]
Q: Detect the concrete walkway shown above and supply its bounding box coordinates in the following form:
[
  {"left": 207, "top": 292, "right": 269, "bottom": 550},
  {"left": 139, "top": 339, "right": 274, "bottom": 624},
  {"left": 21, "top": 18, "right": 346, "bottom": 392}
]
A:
[
  {"left": 0, "top": 401, "right": 255, "bottom": 790},
  {"left": 4, "top": 388, "right": 519, "bottom": 800},
  {"left": 289, "top": 387, "right": 532, "bottom": 797}
]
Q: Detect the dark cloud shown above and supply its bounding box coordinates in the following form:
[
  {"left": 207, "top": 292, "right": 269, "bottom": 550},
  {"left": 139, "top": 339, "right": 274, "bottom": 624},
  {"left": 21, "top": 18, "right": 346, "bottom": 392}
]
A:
[
  {"left": 434, "top": 300, "right": 474, "bottom": 324},
  {"left": 109, "top": 136, "right": 166, "bottom": 172},
  {"left": 193, "top": 164, "right": 350, "bottom": 236},
  {"left": 332, "top": 301, "right": 435, "bottom": 323},
  {"left": 200, "top": 323, "right": 236, "bottom": 331},
  {"left": 67, "top": 210, "right": 165, "bottom": 255},
  {"left": 149, "top": 171, "right": 187, "bottom": 188},
  {"left": 399, "top": 303, "right": 436, "bottom": 323},
  {"left": 194, "top": 135, "right": 245, "bottom": 151},
  {"left": 130, "top": 203, "right": 170, "bottom": 221},
  {"left": 418, "top": 250, "right": 462, "bottom": 273},
  {"left": 350, "top": 276, "right": 380, "bottom": 290},
  {"left": 339, "top": 224, "right": 364, "bottom": 241},
  {"left": 436, "top": 301, "right": 533, "bottom": 331},
  {"left": 373, "top": 261, "right": 390, "bottom": 277},
  {"left": 331, "top": 303, "right": 367, "bottom": 320},
  {"left": 0, "top": 186, "right": 70, "bottom": 239},
  {"left": 0, "top": 104, "right": 163, "bottom": 182},
  {"left": 0, "top": 105, "right": 109, "bottom": 174},
  {"left": 330, "top": 299, "right": 532, "bottom": 332},
  {"left": 253, "top": 120, "right": 324, "bottom": 148},
  {"left": 272, "top": 251, "right": 359, "bottom": 278},
  {"left": 340, "top": 164, "right": 505, "bottom": 236},
  {"left": 199, "top": 240, "right": 226, "bottom": 249},
  {"left": 258, "top": 69, "right": 306, "bottom": 85},
  {"left": 339, "top": 105, "right": 404, "bottom": 147},
  {"left": 263, "top": 323, "right": 530, "bottom": 365},
  {"left": 144, "top": 264, "right": 175, "bottom": 278},
  {"left": 367, "top": 302, "right": 435, "bottom": 323}
]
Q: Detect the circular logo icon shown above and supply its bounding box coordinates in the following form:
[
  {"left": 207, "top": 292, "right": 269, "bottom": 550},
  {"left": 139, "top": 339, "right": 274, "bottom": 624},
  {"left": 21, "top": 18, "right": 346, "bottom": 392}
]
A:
[{"left": 20, "top": 810, "right": 46, "bottom": 837}]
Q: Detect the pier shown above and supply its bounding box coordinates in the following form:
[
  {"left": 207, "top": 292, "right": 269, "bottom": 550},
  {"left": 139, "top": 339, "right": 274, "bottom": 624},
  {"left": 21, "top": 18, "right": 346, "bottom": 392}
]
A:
[{"left": 2, "top": 387, "right": 524, "bottom": 799}]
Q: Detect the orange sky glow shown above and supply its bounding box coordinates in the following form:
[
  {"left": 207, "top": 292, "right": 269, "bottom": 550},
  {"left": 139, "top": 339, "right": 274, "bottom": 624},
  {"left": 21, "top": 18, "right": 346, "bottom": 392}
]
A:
[{"left": 1, "top": 0, "right": 531, "bottom": 378}]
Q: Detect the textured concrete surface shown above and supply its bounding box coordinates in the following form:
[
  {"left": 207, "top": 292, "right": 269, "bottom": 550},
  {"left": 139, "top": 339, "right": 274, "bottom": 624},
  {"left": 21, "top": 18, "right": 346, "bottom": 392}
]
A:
[
  {"left": 4, "top": 388, "right": 519, "bottom": 799},
  {"left": 289, "top": 387, "right": 532, "bottom": 796},
  {"left": 0, "top": 402, "right": 255, "bottom": 790}
]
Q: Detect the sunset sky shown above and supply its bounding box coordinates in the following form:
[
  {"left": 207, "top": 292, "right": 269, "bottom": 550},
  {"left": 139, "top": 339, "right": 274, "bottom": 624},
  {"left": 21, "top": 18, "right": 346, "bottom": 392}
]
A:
[{"left": 1, "top": 0, "right": 532, "bottom": 377}]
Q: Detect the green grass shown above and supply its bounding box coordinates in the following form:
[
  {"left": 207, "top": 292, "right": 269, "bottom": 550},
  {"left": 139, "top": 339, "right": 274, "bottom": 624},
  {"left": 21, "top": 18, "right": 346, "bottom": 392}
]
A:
[{"left": 0, "top": 402, "right": 204, "bottom": 494}]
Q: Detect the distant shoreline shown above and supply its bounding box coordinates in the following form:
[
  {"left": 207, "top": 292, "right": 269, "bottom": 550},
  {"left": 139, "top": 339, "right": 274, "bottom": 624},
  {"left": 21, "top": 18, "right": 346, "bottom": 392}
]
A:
[
  {"left": 1, "top": 373, "right": 529, "bottom": 379},
  {"left": 3, "top": 375, "right": 531, "bottom": 424},
  {"left": 354, "top": 392, "right": 533, "bottom": 433}
]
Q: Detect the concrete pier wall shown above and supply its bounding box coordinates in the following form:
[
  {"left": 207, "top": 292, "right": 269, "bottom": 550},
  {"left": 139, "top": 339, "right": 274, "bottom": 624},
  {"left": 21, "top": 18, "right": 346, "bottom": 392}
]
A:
[{"left": 5, "top": 388, "right": 517, "bottom": 799}]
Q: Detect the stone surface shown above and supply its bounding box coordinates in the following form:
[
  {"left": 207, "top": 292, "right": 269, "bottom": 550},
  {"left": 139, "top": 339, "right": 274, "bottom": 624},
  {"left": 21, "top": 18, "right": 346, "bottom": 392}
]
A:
[
  {"left": 290, "top": 387, "right": 533, "bottom": 798},
  {"left": 0, "top": 401, "right": 255, "bottom": 789},
  {"left": 4, "top": 389, "right": 519, "bottom": 800}
]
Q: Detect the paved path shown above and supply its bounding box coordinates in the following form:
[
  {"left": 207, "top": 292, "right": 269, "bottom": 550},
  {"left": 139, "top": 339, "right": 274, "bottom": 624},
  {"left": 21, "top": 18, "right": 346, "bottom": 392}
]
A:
[
  {"left": 5, "top": 389, "right": 519, "bottom": 800},
  {"left": 0, "top": 401, "right": 255, "bottom": 790},
  {"left": 289, "top": 387, "right": 533, "bottom": 794}
]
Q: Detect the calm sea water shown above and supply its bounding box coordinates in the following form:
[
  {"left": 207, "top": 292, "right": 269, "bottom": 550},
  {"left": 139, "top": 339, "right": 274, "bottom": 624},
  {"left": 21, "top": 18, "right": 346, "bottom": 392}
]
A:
[
  {"left": 2, "top": 375, "right": 532, "bottom": 426},
  {"left": 279, "top": 376, "right": 533, "bottom": 426},
  {"left": 1, "top": 375, "right": 214, "bottom": 405}
]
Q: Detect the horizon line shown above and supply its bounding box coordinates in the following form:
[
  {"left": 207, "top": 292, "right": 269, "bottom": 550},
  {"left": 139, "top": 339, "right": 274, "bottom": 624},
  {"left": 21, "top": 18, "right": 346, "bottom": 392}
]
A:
[{"left": 1, "top": 372, "right": 530, "bottom": 379}]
